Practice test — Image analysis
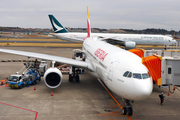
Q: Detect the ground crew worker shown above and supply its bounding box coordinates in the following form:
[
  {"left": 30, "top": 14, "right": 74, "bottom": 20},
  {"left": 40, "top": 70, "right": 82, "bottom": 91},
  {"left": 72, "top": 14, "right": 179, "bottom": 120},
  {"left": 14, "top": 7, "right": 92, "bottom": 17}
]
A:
[
  {"left": 159, "top": 92, "right": 165, "bottom": 105},
  {"left": 34, "top": 59, "right": 38, "bottom": 68}
]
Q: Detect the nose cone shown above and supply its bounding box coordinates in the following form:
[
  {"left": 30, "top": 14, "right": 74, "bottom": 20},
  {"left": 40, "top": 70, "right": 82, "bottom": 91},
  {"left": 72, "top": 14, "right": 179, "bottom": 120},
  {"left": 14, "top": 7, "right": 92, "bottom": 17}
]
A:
[
  {"left": 138, "top": 82, "right": 153, "bottom": 100},
  {"left": 174, "top": 40, "right": 177, "bottom": 44},
  {"left": 171, "top": 40, "right": 177, "bottom": 45},
  {"left": 134, "top": 78, "right": 153, "bottom": 101}
]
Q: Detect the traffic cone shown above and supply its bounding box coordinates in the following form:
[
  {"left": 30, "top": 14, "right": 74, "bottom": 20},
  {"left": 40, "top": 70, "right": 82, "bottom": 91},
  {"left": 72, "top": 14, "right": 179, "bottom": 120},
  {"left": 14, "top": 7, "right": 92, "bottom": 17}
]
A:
[
  {"left": 34, "top": 85, "right": 36, "bottom": 90},
  {"left": 173, "top": 85, "right": 176, "bottom": 91},
  {"left": 51, "top": 90, "right": 53, "bottom": 96},
  {"left": 168, "top": 90, "right": 170, "bottom": 96}
]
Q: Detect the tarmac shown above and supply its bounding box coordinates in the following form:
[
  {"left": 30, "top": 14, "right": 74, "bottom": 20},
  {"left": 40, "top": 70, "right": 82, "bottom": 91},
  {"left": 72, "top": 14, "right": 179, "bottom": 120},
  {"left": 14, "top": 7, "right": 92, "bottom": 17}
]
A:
[
  {"left": 0, "top": 38, "right": 172, "bottom": 48},
  {"left": 0, "top": 47, "right": 180, "bottom": 120}
]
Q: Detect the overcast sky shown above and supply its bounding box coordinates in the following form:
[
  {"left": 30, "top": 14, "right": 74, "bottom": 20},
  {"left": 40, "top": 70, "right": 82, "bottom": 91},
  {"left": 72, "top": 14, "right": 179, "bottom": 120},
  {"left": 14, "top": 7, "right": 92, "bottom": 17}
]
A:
[{"left": 0, "top": 0, "right": 180, "bottom": 31}]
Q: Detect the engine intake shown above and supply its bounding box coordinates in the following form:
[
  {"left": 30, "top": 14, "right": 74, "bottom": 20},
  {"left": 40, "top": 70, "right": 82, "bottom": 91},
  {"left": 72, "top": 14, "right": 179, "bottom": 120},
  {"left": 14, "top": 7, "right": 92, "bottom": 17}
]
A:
[{"left": 44, "top": 67, "right": 62, "bottom": 88}]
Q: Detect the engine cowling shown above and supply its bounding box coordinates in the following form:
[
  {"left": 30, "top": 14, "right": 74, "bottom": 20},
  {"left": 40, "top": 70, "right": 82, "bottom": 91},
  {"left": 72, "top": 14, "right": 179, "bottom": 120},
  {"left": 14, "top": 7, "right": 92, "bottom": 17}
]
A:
[
  {"left": 124, "top": 41, "right": 136, "bottom": 49},
  {"left": 44, "top": 67, "right": 62, "bottom": 88}
]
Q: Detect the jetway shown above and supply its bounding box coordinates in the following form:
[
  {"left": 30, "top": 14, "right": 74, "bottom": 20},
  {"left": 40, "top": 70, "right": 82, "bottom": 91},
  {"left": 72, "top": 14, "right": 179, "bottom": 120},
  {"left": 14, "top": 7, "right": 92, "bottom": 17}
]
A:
[
  {"left": 129, "top": 48, "right": 180, "bottom": 86},
  {"left": 161, "top": 56, "right": 180, "bottom": 85}
]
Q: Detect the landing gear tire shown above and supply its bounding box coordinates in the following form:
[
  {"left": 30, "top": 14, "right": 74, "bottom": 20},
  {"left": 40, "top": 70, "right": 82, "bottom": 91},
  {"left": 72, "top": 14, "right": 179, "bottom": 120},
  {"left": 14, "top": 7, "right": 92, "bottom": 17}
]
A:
[
  {"left": 75, "top": 75, "right": 79, "bottom": 83},
  {"left": 19, "top": 84, "right": 23, "bottom": 89},
  {"left": 122, "top": 107, "right": 127, "bottom": 115},
  {"left": 69, "top": 66, "right": 80, "bottom": 83},
  {"left": 122, "top": 99, "right": 133, "bottom": 116},
  {"left": 128, "top": 107, "right": 133, "bottom": 116},
  {"left": 69, "top": 74, "right": 73, "bottom": 82}
]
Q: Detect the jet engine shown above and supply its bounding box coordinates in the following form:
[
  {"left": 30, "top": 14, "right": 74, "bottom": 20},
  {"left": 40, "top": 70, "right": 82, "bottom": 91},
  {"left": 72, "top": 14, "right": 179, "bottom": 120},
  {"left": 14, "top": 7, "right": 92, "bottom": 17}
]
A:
[
  {"left": 124, "top": 41, "right": 136, "bottom": 49},
  {"left": 44, "top": 67, "right": 62, "bottom": 88}
]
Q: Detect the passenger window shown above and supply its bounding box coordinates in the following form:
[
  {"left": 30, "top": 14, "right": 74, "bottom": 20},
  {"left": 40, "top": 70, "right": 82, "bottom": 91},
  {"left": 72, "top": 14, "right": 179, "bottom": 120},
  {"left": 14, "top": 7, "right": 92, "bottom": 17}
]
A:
[
  {"left": 168, "top": 67, "right": 171, "bottom": 74},
  {"left": 133, "top": 73, "right": 142, "bottom": 79},
  {"left": 142, "top": 73, "right": 149, "bottom": 79},
  {"left": 127, "top": 72, "right": 132, "bottom": 78},
  {"left": 123, "top": 71, "right": 129, "bottom": 77}
]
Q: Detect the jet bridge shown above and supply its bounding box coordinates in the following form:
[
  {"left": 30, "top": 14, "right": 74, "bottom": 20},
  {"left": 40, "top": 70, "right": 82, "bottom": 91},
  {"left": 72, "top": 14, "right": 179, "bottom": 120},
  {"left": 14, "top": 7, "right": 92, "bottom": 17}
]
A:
[{"left": 129, "top": 48, "right": 180, "bottom": 86}]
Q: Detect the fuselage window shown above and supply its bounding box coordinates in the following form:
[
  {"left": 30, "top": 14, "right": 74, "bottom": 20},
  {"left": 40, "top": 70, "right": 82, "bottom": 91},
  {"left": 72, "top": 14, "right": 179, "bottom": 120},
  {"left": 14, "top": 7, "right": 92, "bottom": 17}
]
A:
[
  {"left": 142, "top": 73, "right": 149, "bottom": 79},
  {"left": 133, "top": 73, "right": 142, "bottom": 79},
  {"left": 123, "top": 71, "right": 129, "bottom": 77},
  {"left": 127, "top": 72, "right": 132, "bottom": 78}
]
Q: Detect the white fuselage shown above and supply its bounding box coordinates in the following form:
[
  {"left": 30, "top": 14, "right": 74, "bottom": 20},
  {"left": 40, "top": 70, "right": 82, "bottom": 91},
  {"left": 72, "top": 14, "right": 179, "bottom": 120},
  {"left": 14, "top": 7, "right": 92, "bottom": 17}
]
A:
[
  {"left": 54, "top": 32, "right": 176, "bottom": 45},
  {"left": 83, "top": 38, "right": 153, "bottom": 101}
]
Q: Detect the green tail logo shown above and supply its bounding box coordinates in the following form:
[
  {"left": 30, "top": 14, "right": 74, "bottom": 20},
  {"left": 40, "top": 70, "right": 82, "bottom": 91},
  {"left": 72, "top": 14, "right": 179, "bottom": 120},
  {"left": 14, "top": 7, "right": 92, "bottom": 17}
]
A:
[{"left": 48, "top": 15, "right": 68, "bottom": 33}]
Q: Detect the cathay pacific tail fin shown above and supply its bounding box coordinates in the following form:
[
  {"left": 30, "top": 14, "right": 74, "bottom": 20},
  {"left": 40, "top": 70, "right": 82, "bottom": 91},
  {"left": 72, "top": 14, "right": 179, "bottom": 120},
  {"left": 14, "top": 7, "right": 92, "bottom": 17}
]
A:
[{"left": 48, "top": 15, "right": 68, "bottom": 33}]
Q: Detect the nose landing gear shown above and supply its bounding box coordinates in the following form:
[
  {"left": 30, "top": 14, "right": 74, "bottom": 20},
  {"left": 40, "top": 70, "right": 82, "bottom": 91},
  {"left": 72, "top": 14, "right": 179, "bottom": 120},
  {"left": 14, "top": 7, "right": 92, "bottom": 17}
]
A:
[{"left": 122, "top": 99, "right": 133, "bottom": 116}]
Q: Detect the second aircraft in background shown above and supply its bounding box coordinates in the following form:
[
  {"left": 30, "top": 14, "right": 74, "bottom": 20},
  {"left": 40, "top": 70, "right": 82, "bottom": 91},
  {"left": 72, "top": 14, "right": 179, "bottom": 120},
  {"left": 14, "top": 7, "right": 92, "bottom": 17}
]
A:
[{"left": 48, "top": 15, "right": 177, "bottom": 49}]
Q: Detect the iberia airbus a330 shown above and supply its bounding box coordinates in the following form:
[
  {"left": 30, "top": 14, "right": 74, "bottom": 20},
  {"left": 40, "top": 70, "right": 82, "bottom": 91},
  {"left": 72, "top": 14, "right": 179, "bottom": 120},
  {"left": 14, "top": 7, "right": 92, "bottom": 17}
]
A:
[{"left": 0, "top": 6, "right": 153, "bottom": 116}]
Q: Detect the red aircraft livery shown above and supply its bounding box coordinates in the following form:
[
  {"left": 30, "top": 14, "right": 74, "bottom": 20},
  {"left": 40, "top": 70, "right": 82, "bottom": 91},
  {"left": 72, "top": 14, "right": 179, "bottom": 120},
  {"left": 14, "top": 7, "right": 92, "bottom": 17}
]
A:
[{"left": 94, "top": 48, "right": 108, "bottom": 61}]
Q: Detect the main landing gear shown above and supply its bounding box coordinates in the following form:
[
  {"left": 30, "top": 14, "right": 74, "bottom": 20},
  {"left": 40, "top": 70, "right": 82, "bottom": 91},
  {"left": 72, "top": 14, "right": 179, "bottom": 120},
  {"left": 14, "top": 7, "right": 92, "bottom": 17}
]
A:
[
  {"left": 69, "top": 66, "right": 80, "bottom": 83},
  {"left": 122, "top": 99, "right": 133, "bottom": 116}
]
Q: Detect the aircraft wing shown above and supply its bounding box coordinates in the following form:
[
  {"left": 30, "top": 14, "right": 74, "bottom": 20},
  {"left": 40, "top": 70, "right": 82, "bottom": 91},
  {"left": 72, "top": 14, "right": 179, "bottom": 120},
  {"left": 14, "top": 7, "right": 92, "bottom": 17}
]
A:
[
  {"left": 100, "top": 37, "right": 126, "bottom": 46},
  {"left": 99, "top": 37, "right": 136, "bottom": 49},
  {"left": 0, "top": 48, "right": 94, "bottom": 71}
]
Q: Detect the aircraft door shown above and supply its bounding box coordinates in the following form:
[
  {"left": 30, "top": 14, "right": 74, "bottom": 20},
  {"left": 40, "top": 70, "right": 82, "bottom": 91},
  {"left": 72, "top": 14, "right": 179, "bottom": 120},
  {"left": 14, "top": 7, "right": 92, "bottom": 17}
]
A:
[
  {"left": 166, "top": 65, "right": 172, "bottom": 83},
  {"left": 108, "top": 61, "right": 119, "bottom": 81}
]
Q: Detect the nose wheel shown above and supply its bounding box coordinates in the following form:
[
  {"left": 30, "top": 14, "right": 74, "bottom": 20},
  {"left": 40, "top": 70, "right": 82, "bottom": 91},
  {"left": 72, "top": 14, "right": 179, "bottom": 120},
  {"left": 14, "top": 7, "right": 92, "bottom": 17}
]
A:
[{"left": 122, "top": 99, "right": 133, "bottom": 116}]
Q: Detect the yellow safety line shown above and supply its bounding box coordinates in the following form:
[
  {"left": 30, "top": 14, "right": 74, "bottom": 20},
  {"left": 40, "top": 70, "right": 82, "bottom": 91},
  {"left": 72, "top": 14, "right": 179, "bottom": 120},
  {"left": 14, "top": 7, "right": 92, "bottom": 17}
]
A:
[{"left": 97, "top": 78, "right": 132, "bottom": 120}]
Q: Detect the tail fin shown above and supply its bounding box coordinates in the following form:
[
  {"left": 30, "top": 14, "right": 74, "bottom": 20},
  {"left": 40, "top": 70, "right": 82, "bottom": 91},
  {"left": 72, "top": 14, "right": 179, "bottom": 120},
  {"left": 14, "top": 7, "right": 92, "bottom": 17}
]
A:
[
  {"left": 84, "top": 6, "right": 91, "bottom": 40},
  {"left": 48, "top": 15, "right": 68, "bottom": 33}
]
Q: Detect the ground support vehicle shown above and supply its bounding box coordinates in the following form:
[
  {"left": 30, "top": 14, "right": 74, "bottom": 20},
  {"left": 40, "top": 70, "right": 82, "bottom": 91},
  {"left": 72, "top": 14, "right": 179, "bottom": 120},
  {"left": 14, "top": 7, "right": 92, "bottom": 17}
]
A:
[{"left": 8, "top": 62, "right": 41, "bottom": 89}]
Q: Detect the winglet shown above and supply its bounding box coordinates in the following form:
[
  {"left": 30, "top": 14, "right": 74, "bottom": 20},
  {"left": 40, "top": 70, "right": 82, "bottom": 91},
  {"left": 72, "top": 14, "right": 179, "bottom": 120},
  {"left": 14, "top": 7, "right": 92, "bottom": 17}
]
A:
[
  {"left": 84, "top": 6, "right": 91, "bottom": 40},
  {"left": 48, "top": 15, "right": 68, "bottom": 33}
]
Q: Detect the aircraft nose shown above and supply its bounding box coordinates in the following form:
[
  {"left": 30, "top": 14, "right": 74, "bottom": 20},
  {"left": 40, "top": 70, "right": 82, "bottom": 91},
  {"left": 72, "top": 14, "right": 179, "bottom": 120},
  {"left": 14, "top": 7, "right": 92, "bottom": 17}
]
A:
[
  {"left": 172, "top": 40, "right": 177, "bottom": 45},
  {"left": 140, "top": 83, "right": 152, "bottom": 97},
  {"left": 134, "top": 78, "right": 153, "bottom": 100}
]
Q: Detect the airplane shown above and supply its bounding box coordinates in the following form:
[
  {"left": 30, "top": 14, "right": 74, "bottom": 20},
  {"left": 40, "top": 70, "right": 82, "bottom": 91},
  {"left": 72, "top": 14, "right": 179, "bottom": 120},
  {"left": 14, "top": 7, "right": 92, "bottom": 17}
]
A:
[
  {"left": 48, "top": 15, "right": 177, "bottom": 49},
  {"left": 0, "top": 6, "right": 153, "bottom": 116}
]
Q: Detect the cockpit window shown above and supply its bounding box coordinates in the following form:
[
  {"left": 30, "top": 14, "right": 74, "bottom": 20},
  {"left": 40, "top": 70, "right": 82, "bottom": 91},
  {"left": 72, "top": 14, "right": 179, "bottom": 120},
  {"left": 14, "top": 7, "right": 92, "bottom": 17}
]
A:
[
  {"left": 123, "top": 72, "right": 149, "bottom": 79},
  {"left": 148, "top": 72, "right": 151, "bottom": 77},
  {"left": 123, "top": 71, "right": 129, "bottom": 77},
  {"left": 142, "top": 73, "right": 149, "bottom": 79},
  {"left": 127, "top": 72, "right": 132, "bottom": 78},
  {"left": 133, "top": 73, "right": 142, "bottom": 79}
]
